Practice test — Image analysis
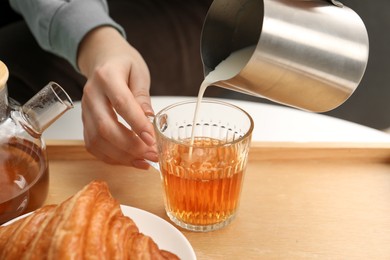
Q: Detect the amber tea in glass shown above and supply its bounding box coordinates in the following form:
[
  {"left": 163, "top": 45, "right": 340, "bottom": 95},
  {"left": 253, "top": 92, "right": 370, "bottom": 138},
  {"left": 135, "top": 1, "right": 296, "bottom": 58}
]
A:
[{"left": 153, "top": 99, "right": 253, "bottom": 232}]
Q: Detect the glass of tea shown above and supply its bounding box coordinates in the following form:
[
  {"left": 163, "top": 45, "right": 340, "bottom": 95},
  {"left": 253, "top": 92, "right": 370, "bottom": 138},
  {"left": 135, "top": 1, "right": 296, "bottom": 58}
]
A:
[{"left": 153, "top": 99, "right": 254, "bottom": 232}]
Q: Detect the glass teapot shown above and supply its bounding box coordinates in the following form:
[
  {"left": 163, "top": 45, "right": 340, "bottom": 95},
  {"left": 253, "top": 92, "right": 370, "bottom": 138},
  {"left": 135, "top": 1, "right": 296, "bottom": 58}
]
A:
[{"left": 0, "top": 60, "right": 73, "bottom": 224}]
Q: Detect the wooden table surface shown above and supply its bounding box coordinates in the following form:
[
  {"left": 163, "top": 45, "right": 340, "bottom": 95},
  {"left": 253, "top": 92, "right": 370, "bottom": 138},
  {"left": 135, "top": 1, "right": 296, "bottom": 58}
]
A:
[{"left": 46, "top": 140, "right": 390, "bottom": 259}]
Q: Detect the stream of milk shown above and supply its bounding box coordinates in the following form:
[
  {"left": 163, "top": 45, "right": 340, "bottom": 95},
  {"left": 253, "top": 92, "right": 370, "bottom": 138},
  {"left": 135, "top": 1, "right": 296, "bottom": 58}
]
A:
[{"left": 188, "top": 45, "right": 256, "bottom": 155}]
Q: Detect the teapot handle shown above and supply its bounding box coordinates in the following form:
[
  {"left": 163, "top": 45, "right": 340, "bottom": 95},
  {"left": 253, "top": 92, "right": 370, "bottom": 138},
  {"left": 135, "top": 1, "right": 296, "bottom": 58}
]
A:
[{"left": 327, "top": 0, "right": 343, "bottom": 7}]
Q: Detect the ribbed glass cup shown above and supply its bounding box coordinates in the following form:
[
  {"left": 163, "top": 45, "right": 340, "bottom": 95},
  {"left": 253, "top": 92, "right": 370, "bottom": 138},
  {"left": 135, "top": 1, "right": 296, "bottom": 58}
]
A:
[{"left": 153, "top": 99, "right": 254, "bottom": 232}]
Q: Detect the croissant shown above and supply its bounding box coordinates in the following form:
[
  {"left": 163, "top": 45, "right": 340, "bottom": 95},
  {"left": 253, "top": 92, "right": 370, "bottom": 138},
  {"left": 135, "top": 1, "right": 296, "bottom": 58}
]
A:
[{"left": 0, "top": 181, "right": 179, "bottom": 260}]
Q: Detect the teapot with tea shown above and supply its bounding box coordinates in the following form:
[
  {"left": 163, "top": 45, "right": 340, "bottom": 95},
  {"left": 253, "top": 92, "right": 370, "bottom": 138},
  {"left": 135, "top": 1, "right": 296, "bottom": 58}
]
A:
[{"left": 0, "top": 60, "right": 73, "bottom": 224}]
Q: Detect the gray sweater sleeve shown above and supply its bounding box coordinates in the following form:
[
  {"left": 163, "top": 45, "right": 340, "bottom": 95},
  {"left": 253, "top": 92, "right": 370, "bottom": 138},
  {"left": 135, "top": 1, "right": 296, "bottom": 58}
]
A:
[{"left": 9, "top": 0, "right": 126, "bottom": 70}]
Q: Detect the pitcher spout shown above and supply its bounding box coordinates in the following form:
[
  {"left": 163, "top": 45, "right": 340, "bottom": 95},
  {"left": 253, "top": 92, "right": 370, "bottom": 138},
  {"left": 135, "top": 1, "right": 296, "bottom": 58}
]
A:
[{"left": 22, "top": 82, "right": 73, "bottom": 135}]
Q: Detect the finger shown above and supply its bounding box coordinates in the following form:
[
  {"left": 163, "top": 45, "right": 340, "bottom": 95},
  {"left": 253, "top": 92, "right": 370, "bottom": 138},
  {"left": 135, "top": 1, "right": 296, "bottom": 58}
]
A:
[
  {"left": 85, "top": 138, "right": 155, "bottom": 170},
  {"left": 126, "top": 53, "right": 154, "bottom": 117},
  {"left": 83, "top": 117, "right": 157, "bottom": 162},
  {"left": 82, "top": 97, "right": 157, "bottom": 158},
  {"left": 83, "top": 130, "right": 152, "bottom": 170},
  {"left": 132, "top": 88, "right": 154, "bottom": 117},
  {"left": 100, "top": 71, "right": 156, "bottom": 146},
  {"left": 82, "top": 82, "right": 157, "bottom": 160},
  {"left": 82, "top": 108, "right": 157, "bottom": 169}
]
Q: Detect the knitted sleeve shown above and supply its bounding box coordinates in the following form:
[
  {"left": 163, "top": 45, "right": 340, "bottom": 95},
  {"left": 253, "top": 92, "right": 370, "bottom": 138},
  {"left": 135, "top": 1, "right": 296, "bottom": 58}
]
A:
[{"left": 9, "top": 0, "right": 126, "bottom": 70}]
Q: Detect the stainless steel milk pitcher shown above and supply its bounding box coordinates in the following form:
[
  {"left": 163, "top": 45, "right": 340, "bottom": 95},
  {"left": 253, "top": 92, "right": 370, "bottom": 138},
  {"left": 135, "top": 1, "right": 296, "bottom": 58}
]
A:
[{"left": 201, "top": 0, "right": 369, "bottom": 112}]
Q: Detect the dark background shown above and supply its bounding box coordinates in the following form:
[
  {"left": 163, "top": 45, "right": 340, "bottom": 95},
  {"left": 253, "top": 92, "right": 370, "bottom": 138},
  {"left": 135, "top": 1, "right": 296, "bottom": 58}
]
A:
[{"left": 0, "top": 1, "right": 21, "bottom": 27}]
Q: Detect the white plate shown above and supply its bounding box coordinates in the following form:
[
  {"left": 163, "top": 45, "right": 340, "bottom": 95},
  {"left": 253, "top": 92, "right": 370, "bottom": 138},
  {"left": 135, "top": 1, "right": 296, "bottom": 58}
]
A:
[
  {"left": 2, "top": 205, "right": 196, "bottom": 260},
  {"left": 120, "top": 205, "right": 196, "bottom": 260}
]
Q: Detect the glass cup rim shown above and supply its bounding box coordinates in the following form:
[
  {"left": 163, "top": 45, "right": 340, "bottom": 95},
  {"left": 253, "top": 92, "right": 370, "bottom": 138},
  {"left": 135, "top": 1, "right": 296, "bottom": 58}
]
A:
[{"left": 152, "top": 98, "right": 254, "bottom": 148}]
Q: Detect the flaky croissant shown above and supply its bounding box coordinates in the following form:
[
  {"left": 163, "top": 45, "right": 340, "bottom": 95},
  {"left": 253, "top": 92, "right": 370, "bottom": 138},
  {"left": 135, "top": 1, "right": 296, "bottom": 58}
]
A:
[{"left": 0, "top": 181, "right": 179, "bottom": 260}]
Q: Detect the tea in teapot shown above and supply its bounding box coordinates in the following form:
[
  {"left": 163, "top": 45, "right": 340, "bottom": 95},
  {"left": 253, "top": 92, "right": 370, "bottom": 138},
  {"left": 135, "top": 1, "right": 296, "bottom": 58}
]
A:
[{"left": 0, "top": 60, "right": 73, "bottom": 224}]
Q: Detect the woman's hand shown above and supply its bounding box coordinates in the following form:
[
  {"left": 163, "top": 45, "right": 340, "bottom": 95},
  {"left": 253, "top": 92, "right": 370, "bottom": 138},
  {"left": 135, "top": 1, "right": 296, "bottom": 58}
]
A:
[{"left": 77, "top": 26, "right": 157, "bottom": 169}]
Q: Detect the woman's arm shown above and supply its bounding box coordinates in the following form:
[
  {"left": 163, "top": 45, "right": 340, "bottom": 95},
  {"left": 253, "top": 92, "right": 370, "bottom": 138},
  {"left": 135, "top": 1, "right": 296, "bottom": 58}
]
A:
[
  {"left": 9, "top": 0, "right": 125, "bottom": 70},
  {"left": 78, "top": 26, "right": 158, "bottom": 169},
  {"left": 9, "top": 0, "right": 157, "bottom": 169}
]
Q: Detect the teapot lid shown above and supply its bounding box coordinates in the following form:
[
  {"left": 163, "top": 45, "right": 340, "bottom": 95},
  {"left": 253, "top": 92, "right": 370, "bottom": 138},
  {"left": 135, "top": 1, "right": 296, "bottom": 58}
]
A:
[{"left": 0, "top": 60, "right": 9, "bottom": 90}]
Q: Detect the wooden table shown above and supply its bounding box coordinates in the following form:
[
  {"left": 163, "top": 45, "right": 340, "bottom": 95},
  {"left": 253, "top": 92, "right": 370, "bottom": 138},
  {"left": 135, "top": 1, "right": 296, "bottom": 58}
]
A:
[{"left": 46, "top": 140, "right": 390, "bottom": 259}]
